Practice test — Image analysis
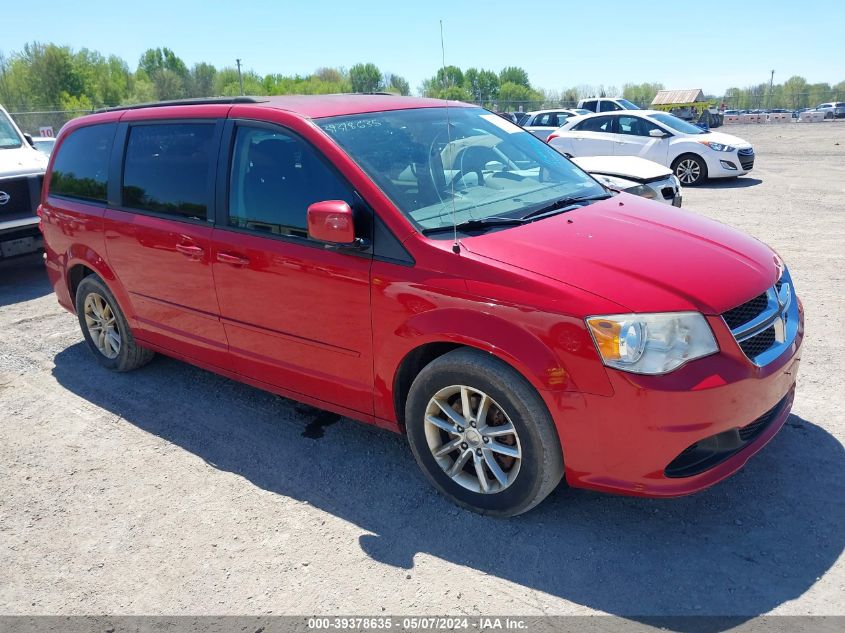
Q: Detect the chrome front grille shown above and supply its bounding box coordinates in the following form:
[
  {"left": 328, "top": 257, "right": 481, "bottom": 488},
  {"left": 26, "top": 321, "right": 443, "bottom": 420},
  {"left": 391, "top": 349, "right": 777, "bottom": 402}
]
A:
[{"left": 722, "top": 268, "right": 798, "bottom": 367}]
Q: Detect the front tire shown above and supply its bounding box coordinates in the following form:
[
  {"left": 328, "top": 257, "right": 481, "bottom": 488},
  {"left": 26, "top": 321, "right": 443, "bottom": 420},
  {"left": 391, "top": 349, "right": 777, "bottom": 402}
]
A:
[
  {"left": 405, "top": 348, "right": 564, "bottom": 516},
  {"left": 75, "top": 275, "right": 154, "bottom": 372},
  {"left": 673, "top": 154, "right": 708, "bottom": 186}
]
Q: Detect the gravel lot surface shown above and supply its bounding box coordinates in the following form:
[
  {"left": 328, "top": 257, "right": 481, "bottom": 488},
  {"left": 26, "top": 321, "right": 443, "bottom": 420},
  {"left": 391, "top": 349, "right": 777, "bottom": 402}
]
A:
[{"left": 1, "top": 122, "right": 843, "bottom": 619}]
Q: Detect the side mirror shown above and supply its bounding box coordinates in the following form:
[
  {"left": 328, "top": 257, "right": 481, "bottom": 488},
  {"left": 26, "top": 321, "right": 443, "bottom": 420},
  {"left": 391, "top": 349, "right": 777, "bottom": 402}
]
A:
[
  {"left": 649, "top": 128, "right": 667, "bottom": 138},
  {"left": 23, "top": 133, "right": 35, "bottom": 147},
  {"left": 307, "top": 200, "right": 356, "bottom": 245}
]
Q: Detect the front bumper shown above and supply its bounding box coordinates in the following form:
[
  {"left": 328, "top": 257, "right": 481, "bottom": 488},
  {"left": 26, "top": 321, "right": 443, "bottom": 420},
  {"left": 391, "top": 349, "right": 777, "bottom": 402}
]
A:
[
  {"left": 544, "top": 308, "right": 803, "bottom": 497},
  {"left": 644, "top": 176, "right": 682, "bottom": 207},
  {"left": 704, "top": 148, "right": 754, "bottom": 179}
]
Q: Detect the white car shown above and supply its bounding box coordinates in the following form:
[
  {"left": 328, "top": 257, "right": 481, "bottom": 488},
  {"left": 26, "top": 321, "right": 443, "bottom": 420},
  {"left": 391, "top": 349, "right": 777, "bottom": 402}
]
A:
[
  {"left": 520, "top": 108, "right": 591, "bottom": 139},
  {"left": 577, "top": 97, "right": 640, "bottom": 112},
  {"left": 0, "top": 104, "right": 48, "bottom": 259},
  {"left": 548, "top": 110, "right": 755, "bottom": 186},
  {"left": 31, "top": 136, "right": 56, "bottom": 157},
  {"left": 570, "top": 155, "right": 682, "bottom": 207}
]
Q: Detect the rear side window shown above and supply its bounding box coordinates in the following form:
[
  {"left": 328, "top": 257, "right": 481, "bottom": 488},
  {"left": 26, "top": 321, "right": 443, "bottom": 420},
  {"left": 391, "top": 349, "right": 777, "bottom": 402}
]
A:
[
  {"left": 122, "top": 123, "right": 214, "bottom": 220},
  {"left": 581, "top": 100, "right": 597, "bottom": 112},
  {"left": 599, "top": 101, "right": 622, "bottom": 112},
  {"left": 574, "top": 116, "right": 615, "bottom": 133},
  {"left": 50, "top": 124, "right": 115, "bottom": 203}
]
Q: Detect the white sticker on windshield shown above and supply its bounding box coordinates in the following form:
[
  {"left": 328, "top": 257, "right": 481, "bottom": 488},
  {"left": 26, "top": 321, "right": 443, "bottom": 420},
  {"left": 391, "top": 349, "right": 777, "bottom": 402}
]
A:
[{"left": 480, "top": 113, "right": 523, "bottom": 134}]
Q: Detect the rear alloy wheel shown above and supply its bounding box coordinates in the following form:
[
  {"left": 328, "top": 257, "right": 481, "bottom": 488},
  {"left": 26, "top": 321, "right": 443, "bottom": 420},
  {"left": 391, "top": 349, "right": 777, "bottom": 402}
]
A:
[
  {"left": 75, "top": 275, "right": 154, "bottom": 372},
  {"left": 673, "top": 154, "right": 707, "bottom": 186},
  {"left": 406, "top": 348, "right": 564, "bottom": 516},
  {"left": 83, "top": 292, "right": 121, "bottom": 359}
]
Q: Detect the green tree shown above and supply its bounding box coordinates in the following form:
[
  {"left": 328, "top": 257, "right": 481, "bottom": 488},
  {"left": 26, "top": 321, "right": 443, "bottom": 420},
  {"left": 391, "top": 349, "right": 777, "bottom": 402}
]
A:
[
  {"left": 349, "top": 63, "right": 383, "bottom": 93},
  {"left": 188, "top": 63, "right": 217, "bottom": 97},
  {"left": 464, "top": 68, "right": 499, "bottom": 103},
  {"left": 499, "top": 66, "right": 530, "bottom": 89},
  {"left": 384, "top": 73, "right": 410, "bottom": 96},
  {"left": 436, "top": 65, "right": 464, "bottom": 89},
  {"left": 622, "top": 82, "right": 664, "bottom": 107},
  {"left": 498, "top": 82, "right": 542, "bottom": 111}
]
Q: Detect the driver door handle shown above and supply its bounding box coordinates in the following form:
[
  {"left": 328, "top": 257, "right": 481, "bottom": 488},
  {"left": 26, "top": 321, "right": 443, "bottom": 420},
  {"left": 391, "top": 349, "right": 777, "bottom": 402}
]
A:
[{"left": 175, "top": 243, "right": 204, "bottom": 258}]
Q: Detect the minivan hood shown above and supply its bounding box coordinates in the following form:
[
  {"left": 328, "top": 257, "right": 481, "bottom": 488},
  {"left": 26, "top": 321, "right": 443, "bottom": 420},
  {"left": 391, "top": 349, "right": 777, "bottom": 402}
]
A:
[
  {"left": 0, "top": 145, "right": 48, "bottom": 178},
  {"left": 461, "top": 195, "right": 779, "bottom": 315}
]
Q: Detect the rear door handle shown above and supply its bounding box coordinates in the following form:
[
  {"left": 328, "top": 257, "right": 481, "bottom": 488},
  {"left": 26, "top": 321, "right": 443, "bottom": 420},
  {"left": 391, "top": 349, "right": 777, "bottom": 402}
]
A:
[
  {"left": 217, "top": 251, "right": 250, "bottom": 266},
  {"left": 175, "top": 243, "right": 204, "bottom": 258}
]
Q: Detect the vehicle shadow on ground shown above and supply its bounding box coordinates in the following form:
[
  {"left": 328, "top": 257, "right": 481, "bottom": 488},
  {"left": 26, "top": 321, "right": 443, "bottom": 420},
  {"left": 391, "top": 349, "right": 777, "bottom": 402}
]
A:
[
  {"left": 0, "top": 253, "right": 51, "bottom": 306},
  {"left": 699, "top": 177, "right": 762, "bottom": 189},
  {"left": 52, "top": 345, "right": 844, "bottom": 628}
]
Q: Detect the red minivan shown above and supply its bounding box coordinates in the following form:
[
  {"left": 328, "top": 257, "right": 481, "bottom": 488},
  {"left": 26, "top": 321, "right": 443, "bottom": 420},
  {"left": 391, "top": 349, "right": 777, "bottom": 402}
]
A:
[{"left": 39, "top": 96, "right": 803, "bottom": 515}]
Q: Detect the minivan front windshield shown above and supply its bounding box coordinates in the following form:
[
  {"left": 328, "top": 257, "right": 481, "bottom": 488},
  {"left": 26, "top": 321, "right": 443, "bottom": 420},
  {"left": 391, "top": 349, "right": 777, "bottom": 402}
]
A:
[
  {"left": 318, "top": 107, "right": 606, "bottom": 232},
  {"left": 0, "top": 111, "right": 24, "bottom": 150}
]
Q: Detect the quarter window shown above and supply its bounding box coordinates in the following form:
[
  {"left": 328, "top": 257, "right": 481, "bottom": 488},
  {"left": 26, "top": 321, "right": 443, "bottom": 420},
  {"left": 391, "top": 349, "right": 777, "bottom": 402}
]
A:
[
  {"left": 50, "top": 124, "right": 115, "bottom": 203},
  {"left": 228, "top": 125, "right": 353, "bottom": 238},
  {"left": 122, "top": 123, "right": 214, "bottom": 220},
  {"left": 574, "top": 116, "right": 615, "bottom": 133}
]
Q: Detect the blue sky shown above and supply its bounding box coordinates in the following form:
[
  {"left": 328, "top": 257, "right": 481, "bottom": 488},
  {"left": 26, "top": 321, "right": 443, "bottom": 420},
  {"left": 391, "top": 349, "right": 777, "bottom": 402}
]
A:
[{"left": 3, "top": 0, "right": 842, "bottom": 95}]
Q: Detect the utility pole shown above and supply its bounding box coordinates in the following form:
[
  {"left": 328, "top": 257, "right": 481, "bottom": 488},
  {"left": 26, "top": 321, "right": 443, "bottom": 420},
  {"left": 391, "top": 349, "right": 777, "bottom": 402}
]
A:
[
  {"left": 768, "top": 69, "right": 775, "bottom": 109},
  {"left": 236, "top": 58, "right": 244, "bottom": 96}
]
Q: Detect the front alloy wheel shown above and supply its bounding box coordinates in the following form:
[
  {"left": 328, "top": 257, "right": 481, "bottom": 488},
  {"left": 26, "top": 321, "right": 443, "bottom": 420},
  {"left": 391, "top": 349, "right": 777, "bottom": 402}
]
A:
[
  {"left": 405, "top": 348, "right": 564, "bottom": 516},
  {"left": 674, "top": 155, "right": 707, "bottom": 186},
  {"left": 424, "top": 385, "right": 522, "bottom": 494}
]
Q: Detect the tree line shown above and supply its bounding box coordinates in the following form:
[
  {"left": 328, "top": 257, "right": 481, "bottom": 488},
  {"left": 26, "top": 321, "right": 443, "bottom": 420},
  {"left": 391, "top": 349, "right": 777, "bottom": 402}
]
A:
[
  {"left": 0, "top": 43, "right": 411, "bottom": 112},
  {"left": 1, "top": 42, "right": 842, "bottom": 116}
]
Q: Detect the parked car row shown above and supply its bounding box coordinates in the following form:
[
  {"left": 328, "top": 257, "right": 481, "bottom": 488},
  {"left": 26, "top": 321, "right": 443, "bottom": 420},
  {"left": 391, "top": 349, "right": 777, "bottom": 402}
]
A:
[
  {"left": 499, "top": 106, "right": 755, "bottom": 188},
  {"left": 723, "top": 104, "right": 845, "bottom": 119},
  {"left": 38, "top": 95, "right": 801, "bottom": 516},
  {"left": 549, "top": 110, "right": 755, "bottom": 186}
]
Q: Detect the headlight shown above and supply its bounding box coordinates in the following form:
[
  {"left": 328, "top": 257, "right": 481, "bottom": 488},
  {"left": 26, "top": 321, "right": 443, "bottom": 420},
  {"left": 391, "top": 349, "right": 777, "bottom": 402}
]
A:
[
  {"left": 622, "top": 184, "right": 657, "bottom": 199},
  {"left": 699, "top": 141, "right": 735, "bottom": 152},
  {"left": 593, "top": 174, "right": 634, "bottom": 191},
  {"left": 585, "top": 312, "right": 718, "bottom": 374}
]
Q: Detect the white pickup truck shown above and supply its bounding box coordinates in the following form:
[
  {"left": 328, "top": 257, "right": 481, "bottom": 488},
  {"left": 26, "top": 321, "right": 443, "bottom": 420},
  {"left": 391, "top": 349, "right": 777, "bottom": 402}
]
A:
[{"left": 1, "top": 104, "right": 48, "bottom": 259}]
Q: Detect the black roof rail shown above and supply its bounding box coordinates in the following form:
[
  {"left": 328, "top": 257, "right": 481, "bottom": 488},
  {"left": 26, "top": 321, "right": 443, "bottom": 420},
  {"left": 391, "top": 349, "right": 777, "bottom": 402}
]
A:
[{"left": 96, "top": 96, "right": 266, "bottom": 114}]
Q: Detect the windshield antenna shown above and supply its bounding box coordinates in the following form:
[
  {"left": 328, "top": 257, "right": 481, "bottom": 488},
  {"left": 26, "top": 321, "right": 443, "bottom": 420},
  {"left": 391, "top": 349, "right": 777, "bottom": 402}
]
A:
[{"left": 440, "top": 19, "right": 460, "bottom": 254}]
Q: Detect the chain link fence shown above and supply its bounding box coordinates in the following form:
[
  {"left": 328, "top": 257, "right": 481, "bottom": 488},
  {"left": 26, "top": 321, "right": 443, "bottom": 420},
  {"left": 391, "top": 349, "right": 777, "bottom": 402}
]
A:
[{"left": 8, "top": 109, "right": 93, "bottom": 137}]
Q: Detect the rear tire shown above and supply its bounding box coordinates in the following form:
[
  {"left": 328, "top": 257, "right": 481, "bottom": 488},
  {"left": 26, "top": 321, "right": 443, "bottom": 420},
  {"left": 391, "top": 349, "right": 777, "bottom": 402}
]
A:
[
  {"left": 672, "top": 153, "right": 708, "bottom": 186},
  {"left": 405, "top": 348, "right": 564, "bottom": 516},
  {"left": 75, "top": 275, "right": 154, "bottom": 372}
]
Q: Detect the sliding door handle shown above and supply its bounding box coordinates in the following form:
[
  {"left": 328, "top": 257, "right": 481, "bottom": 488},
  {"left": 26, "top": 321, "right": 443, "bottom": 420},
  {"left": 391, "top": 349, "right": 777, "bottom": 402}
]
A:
[{"left": 217, "top": 251, "right": 250, "bottom": 266}]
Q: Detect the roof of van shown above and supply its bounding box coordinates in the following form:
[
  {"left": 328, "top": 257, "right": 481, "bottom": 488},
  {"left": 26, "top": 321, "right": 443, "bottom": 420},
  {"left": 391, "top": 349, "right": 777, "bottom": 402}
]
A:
[{"left": 98, "top": 95, "right": 470, "bottom": 119}]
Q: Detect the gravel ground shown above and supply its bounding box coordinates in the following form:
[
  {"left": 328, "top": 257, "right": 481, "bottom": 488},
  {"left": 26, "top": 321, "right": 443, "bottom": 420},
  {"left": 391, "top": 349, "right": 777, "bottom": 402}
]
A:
[{"left": 0, "top": 122, "right": 843, "bottom": 619}]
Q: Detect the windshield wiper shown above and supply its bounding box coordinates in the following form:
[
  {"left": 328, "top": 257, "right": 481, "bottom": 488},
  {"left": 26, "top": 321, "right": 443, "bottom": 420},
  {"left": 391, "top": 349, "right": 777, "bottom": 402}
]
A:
[
  {"left": 422, "top": 216, "right": 526, "bottom": 235},
  {"left": 520, "top": 193, "right": 612, "bottom": 221}
]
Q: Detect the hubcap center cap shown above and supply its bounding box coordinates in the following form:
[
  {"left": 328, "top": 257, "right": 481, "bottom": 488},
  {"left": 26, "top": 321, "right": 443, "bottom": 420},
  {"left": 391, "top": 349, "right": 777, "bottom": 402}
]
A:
[{"left": 464, "top": 428, "right": 482, "bottom": 446}]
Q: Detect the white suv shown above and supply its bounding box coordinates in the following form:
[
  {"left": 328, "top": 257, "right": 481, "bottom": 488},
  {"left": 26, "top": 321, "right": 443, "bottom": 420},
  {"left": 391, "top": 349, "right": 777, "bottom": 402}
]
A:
[
  {"left": 0, "top": 104, "right": 48, "bottom": 259},
  {"left": 577, "top": 98, "right": 641, "bottom": 113},
  {"left": 815, "top": 102, "right": 845, "bottom": 119}
]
